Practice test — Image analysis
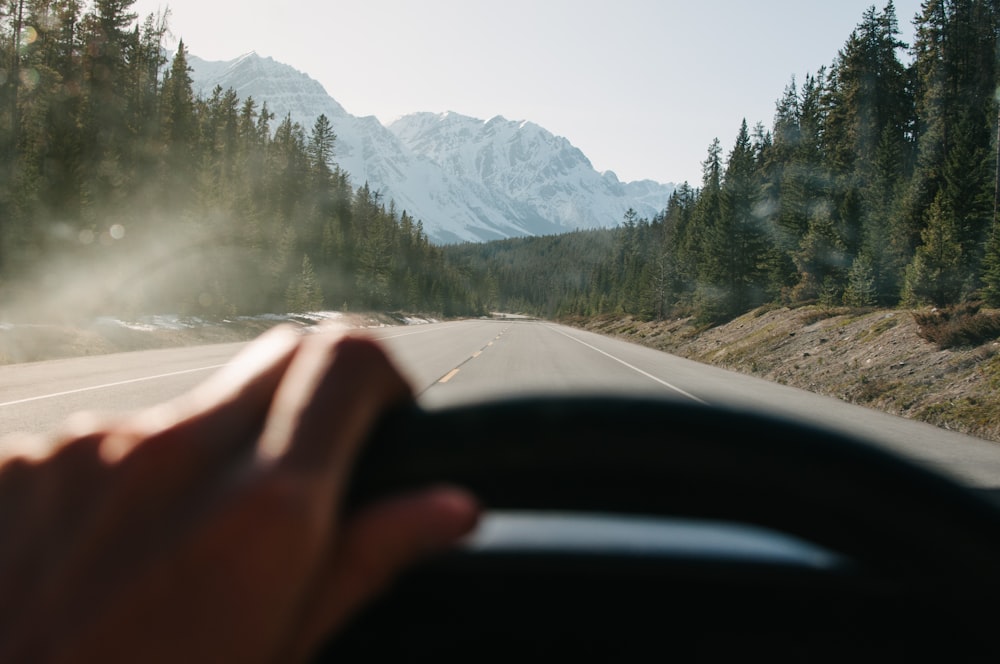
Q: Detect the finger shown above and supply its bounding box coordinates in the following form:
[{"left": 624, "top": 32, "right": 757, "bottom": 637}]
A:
[
  {"left": 257, "top": 334, "right": 412, "bottom": 497},
  {"left": 1, "top": 411, "right": 118, "bottom": 574},
  {"left": 0, "top": 409, "right": 114, "bottom": 463},
  {"left": 58, "top": 326, "right": 308, "bottom": 583},
  {"left": 289, "top": 486, "right": 480, "bottom": 659},
  {"left": 0, "top": 432, "right": 109, "bottom": 630}
]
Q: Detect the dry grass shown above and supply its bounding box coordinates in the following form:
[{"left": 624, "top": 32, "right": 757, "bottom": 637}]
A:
[{"left": 913, "top": 302, "right": 1000, "bottom": 349}]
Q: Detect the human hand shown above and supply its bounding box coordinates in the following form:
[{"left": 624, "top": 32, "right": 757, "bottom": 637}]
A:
[{"left": 0, "top": 327, "right": 480, "bottom": 663}]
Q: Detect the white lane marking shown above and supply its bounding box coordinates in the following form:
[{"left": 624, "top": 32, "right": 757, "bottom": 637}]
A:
[
  {"left": 439, "top": 368, "right": 461, "bottom": 384},
  {"left": 0, "top": 364, "right": 228, "bottom": 408},
  {"left": 546, "top": 326, "right": 708, "bottom": 405}
]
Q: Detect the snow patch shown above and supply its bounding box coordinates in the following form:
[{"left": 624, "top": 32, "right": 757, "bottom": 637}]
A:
[
  {"left": 96, "top": 315, "right": 202, "bottom": 331},
  {"left": 85, "top": 311, "right": 349, "bottom": 333}
]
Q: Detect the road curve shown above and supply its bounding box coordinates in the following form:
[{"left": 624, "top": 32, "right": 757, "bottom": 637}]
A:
[{"left": 2, "top": 319, "right": 1000, "bottom": 487}]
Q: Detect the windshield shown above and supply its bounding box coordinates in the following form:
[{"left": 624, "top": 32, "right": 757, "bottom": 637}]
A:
[{"left": 2, "top": 0, "right": 999, "bottom": 492}]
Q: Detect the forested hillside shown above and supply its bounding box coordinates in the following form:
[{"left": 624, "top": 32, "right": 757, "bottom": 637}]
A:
[
  {"left": 0, "top": 1, "right": 485, "bottom": 320},
  {"left": 448, "top": 1, "right": 1000, "bottom": 324}
]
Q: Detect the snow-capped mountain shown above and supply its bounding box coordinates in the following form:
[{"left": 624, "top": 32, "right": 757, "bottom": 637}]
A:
[
  {"left": 391, "top": 112, "right": 675, "bottom": 237},
  {"left": 188, "top": 52, "right": 675, "bottom": 244}
]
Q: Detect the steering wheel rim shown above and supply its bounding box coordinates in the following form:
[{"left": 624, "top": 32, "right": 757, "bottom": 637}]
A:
[
  {"left": 347, "top": 396, "right": 1000, "bottom": 576},
  {"left": 322, "top": 397, "right": 1000, "bottom": 661}
]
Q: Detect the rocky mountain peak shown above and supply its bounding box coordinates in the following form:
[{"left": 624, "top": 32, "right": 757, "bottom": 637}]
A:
[{"left": 187, "top": 53, "right": 675, "bottom": 244}]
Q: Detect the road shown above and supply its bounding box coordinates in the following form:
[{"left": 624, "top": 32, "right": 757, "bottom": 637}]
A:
[{"left": 3, "top": 319, "right": 1000, "bottom": 487}]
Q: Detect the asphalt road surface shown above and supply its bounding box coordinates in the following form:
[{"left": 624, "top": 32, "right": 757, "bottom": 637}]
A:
[{"left": 3, "top": 319, "right": 1000, "bottom": 487}]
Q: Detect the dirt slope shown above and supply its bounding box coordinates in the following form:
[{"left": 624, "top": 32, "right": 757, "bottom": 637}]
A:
[{"left": 569, "top": 306, "right": 1000, "bottom": 444}]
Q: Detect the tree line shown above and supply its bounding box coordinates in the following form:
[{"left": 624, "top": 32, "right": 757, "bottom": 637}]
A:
[
  {"left": 0, "top": 0, "right": 485, "bottom": 319},
  {"left": 449, "top": 0, "right": 1000, "bottom": 324}
]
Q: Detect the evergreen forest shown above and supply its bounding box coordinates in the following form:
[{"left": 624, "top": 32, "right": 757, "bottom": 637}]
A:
[
  {"left": 0, "top": 0, "right": 485, "bottom": 320},
  {"left": 449, "top": 0, "right": 1000, "bottom": 324},
  {"left": 1, "top": 1, "right": 999, "bottom": 327}
]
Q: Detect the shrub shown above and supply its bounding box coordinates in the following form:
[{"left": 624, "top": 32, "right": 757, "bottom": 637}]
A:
[{"left": 913, "top": 302, "right": 1000, "bottom": 349}]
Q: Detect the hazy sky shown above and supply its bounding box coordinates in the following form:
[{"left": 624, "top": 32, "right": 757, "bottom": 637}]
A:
[{"left": 131, "top": 0, "right": 924, "bottom": 186}]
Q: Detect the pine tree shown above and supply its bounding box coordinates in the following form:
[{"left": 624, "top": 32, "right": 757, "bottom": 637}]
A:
[
  {"left": 792, "top": 204, "right": 848, "bottom": 303},
  {"left": 843, "top": 254, "right": 879, "bottom": 307},
  {"left": 659, "top": 183, "right": 698, "bottom": 311},
  {"left": 159, "top": 40, "right": 195, "bottom": 203},
  {"left": 823, "top": 2, "right": 912, "bottom": 275},
  {"left": 898, "top": 0, "right": 999, "bottom": 304},
  {"left": 77, "top": 0, "right": 139, "bottom": 210},
  {"left": 903, "top": 192, "right": 966, "bottom": 306},
  {"left": 355, "top": 186, "right": 393, "bottom": 308},
  {"left": 859, "top": 125, "right": 908, "bottom": 304},
  {"left": 697, "top": 121, "right": 768, "bottom": 321},
  {"left": 308, "top": 113, "right": 336, "bottom": 180},
  {"left": 285, "top": 254, "right": 324, "bottom": 312},
  {"left": 765, "top": 70, "right": 834, "bottom": 303},
  {"left": 5, "top": 0, "right": 25, "bottom": 167},
  {"left": 982, "top": 224, "right": 1000, "bottom": 306},
  {"left": 691, "top": 138, "right": 722, "bottom": 268}
]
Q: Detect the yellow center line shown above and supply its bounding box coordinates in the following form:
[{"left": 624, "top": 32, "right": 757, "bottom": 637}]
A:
[
  {"left": 472, "top": 350, "right": 482, "bottom": 358},
  {"left": 439, "top": 368, "right": 461, "bottom": 383}
]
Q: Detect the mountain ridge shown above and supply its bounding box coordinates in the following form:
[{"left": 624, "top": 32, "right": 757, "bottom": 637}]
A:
[{"left": 187, "top": 52, "right": 675, "bottom": 244}]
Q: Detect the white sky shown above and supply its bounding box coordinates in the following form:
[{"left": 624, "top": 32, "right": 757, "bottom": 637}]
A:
[{"left": 131, "top": 0, "right": 924, "bottom": 186}]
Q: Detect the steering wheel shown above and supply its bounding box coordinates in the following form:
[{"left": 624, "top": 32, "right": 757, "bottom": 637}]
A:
[{"left": 317, "top": 397, "right": 1000, "bottom": 661}]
